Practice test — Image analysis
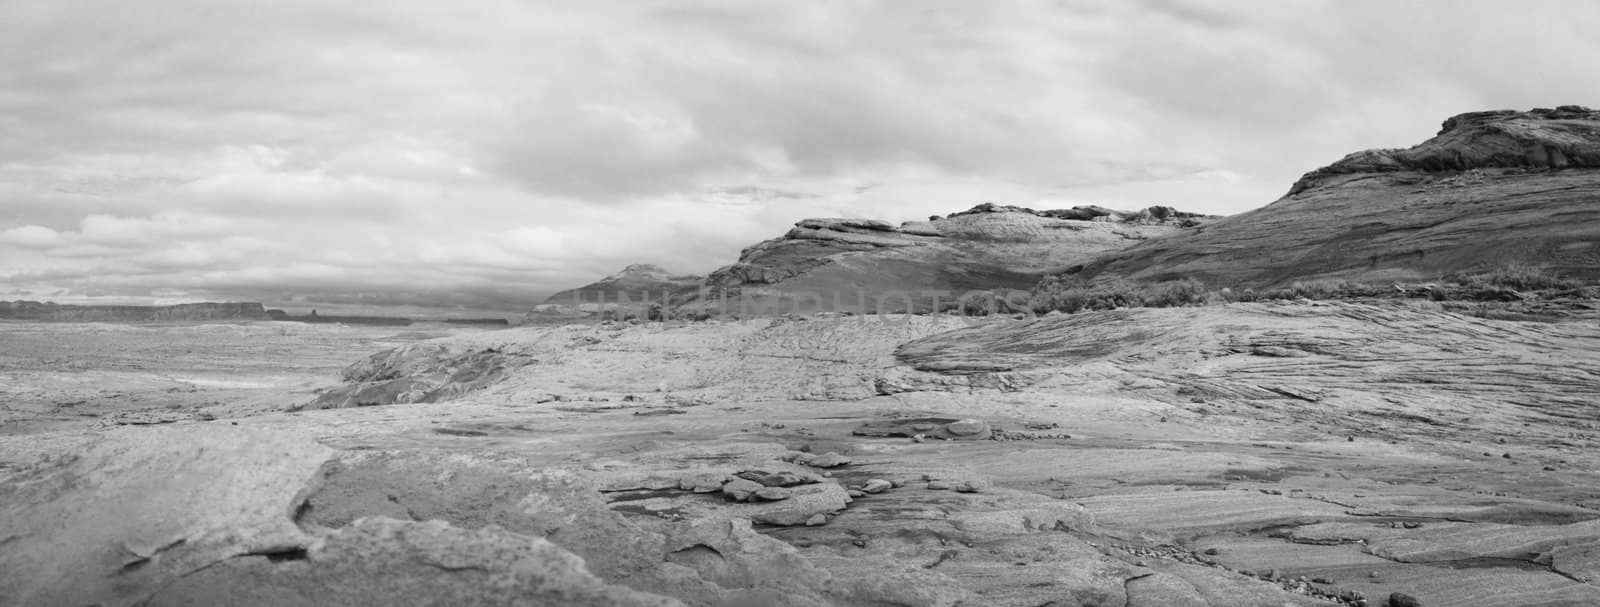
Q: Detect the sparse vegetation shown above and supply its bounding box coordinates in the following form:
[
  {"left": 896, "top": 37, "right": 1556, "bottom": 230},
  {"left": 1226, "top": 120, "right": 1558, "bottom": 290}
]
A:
[
  {"left": 1449, "top": 263, "right": 1585, "bottom": 292},
  {"left": 1028, "top": 276, "right": 1208, "bottom": 314},
  {"left": 1025, "top": 264, "right": 1594, "bottom": 316}
]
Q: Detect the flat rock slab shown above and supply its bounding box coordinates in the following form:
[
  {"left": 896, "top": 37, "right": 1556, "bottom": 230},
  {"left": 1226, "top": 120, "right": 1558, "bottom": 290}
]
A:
[
  {"left": 0, "top": 425, "right": 334, "bottom": 607},
  {"left": 853, "top": 417, "right": 993, "bottom": 440},
  {"left": 1299, "top": 560, "right": 1600, "bottom": 607},
  {"left": 1291, "top": 519, "right": 1600, "bottom": 563},
  {"left": 1075, "top": 490, "right": 1355, "bottom": 538},
  {"left": 147, "top": 518, "right": 682, "bottom": 607}
]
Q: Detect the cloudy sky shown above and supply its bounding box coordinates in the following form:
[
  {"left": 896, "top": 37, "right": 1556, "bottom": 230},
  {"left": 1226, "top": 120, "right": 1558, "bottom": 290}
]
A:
[{"left": 2, "top": 0, "right": 1596, "bottom": 312}]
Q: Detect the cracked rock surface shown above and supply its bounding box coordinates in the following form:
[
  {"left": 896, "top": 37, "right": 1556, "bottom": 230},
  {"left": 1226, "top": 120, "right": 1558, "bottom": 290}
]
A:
[{"left": 3, "top": 302, "right": 1600, "bottom": 606}]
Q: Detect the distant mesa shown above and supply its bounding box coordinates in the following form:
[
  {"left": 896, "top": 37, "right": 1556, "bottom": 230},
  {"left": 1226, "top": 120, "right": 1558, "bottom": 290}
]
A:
[
  {"left": 1069, "top": 106, "right": 1600, "bottom": 288},
  {"left": 0, "top": 301, "right": 271, "bottom": 322},
  {"left": 542, "top": 264, "right": 704, "bottom": 306},
  {"left": 0, "top": 300, "right": 511, "bottom": 326}
]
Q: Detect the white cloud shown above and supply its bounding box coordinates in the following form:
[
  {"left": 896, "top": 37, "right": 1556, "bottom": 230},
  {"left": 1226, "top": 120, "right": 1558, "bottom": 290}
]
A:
[
  {"left": 1, "top": 0, "right": 1597, "bottom": 309},
  {"left": 0, "top": 225, "right": 65, "bottom": 249}
]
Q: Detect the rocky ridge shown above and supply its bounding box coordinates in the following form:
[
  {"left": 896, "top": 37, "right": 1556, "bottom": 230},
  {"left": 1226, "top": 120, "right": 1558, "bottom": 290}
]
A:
[
  {"left": 692, "top": 202, "right": 1210, "bottom": 313},
  {"left": 543, "top": 264, "right": 705, "bottom": 306},
  {"left": 1069, "top": 107, "right": 1600, "bottom": 288}
]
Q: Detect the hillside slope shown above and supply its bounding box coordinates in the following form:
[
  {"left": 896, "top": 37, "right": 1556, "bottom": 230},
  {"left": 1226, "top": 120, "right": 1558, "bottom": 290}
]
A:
[
  {"left": 694, "top": 203, "right": 1208, "bottom": 312},
  {"left": 1071, "top": 106, "right": 1600, "bottom": 288},
  {"left": 543, "top": 264, "right": 704, "bottom": 305}
]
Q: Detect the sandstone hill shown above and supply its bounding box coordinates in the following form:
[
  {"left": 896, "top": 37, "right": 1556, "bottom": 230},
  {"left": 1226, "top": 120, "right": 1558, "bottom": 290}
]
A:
[
  {"left": 1067, "top": 106, "right": 1600, "bottom": 288},
  {"left": 687, "top": 203, "right": 1209, "bottom": 313},
  {"left": 543, "top": 264, "right": 705, "bottom": 305}
]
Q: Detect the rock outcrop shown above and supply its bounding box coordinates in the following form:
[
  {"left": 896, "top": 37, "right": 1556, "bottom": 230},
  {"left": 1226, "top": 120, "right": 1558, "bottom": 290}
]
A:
[
  {"left": 0, "top": 301, "right": 271, "bottom": 322},
  {"left": 1066, "top": 107, "right": 1600, "bottom": 288},
  {"left": 543, "top": 264, "right": 704, "bottom": 306},
  {"left": 695, "top": 203, "right": 1210, "bottom": 313},
  {"left": 296, "top": 343, "right": 531, "bottom": 410}
]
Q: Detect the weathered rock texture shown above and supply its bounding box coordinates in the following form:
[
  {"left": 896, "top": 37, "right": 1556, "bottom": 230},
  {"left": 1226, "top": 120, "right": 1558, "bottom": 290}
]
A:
[
  {"left": 1069, "top": 107, "right": 1600, "bottom": 288},
  {"left": 692, "top": 203, "right": 1210, "bottom": 312},
  {"left": 6, "top": 302, "right": 1600, "bottom": 606}
]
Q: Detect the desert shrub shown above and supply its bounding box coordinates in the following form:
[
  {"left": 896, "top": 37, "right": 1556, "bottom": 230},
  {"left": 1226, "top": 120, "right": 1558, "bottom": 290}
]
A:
[
  {"left": 1288, "top": 279, "right": 1354, "bottom": 299},
  {"left": 959, "top": 291, "right": 998, "bottom": 316},
  {"left": 1452, "top": 263, "right": 1583, "bottom": 291},
  {"left": 1144, "top": 278, "right": 1208, "bottom": 307},
  {"left": 1029, "top": 276, "right": 1210, "bottom": 313}
]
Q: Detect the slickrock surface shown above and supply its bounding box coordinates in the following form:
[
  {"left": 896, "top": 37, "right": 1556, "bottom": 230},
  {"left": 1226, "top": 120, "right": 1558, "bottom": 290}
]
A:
[
  {"left": 5, "top": 301, "right": 1599, "bottom": 606},
  {"left": 1072, "top": 107, "right": 1600, "bottom": 287}
]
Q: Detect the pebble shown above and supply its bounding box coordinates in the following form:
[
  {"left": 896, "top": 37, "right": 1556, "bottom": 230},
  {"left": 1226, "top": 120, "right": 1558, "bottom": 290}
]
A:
[
  {"left": 806, "top": 452, "right": 852, "bottom": 468},
  {"left": 847, "top": 489, "right": 865, "bottom": 498},
  {"left": 804, "top": 514, "right": 827, "bottom": 526},
  {"left": 953, "top": 479, "right": 988, "bottom": 493},
  {"left": 926, "top": 480, "right": 952, "bottom": 490},
  {"left": 753, "top": 487, "right": 791, "bottom": 501},
  {"left": 736, "top": 470, "right": 815, "bottom": 487},
  {"left": 861, "top": 479, "right": 893, "bottom": 494},
  {"left": 1388, "top": 592, "right": 1422, "bottom": 607},
  {"left": 946, "top": 419, "right": 990, "bottom": 436},
  {"left": 721, "top": 478, "right": 763, "bottom": 502}
]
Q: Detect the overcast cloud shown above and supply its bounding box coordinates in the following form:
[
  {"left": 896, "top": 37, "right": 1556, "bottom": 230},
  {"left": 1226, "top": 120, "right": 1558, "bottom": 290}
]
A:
[{"left": 2, "top": 0, "right": 1597, "bottom": 311}]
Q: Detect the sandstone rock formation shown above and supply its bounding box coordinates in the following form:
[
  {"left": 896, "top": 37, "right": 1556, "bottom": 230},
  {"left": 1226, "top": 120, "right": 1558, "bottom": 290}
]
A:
[
  {"left": 543, "top": 264, "right": 705, "bottom": 306},
  {"left": 6, "top": 301, "right": 1600, "bottom": 606},
  {"left": 694, "top": 202, "right": 1210, "bottom": 313},
  {"left": 1066, "top": 107, "right": 1600, "bottom": 288}
]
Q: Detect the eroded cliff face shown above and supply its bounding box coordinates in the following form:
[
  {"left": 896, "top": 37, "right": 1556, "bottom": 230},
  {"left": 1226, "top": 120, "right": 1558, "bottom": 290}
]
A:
[
  {"left": 0, "top": 301, "right": 271, "bottom": 322},
  {"left": 692, "top": 203, "right": 1210, "bottom": 312},
  {"left": 1289, "top": 105, "right": 1600, "bottom": 194},
  {"left": 1069, "top": 107, "right": 1600, "bottom": 288}
]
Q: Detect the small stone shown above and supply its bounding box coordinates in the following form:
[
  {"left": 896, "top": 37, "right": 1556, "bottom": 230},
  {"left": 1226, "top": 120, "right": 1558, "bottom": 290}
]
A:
[
  {"left": 946, "top": 419, "right": 990, "bottom": 436},
  {"left": 736, "top": 470, "right": 817, "bottom": 487},
  {"left": 889, "top": 479, "right": 906, "bottom": 488},
  {"left": 1502, "top": 453, "right": 1512, "bottom": 459},
  {"left": 679, "top": 472, "right": 731, "bottom": 493},
  {"left": 911, "top": 434, "right": 926, "bottom": 443},
  {"left": 927, "top": 480, "right": 953, "bottom": 490},
  {"left": 753, "top": 487, "right": 791, "bottom": 501},
  {"left": 861, "top": 479, "right": 893, "bottom": 494},
  {"left": 1388, "top": 592, "right": 1422, "bottom": 607},
  {"left": 1402, "top": 521, "right": 1422, "bottom": 529},
  {"left": 807, "top": 452, "right": 852, "bottom": 468},
  {"left": 847, "top": 489, "right": 865, "bottom": 498},
  {"left": 1203, "top": 548, "right": 1221, "bottom": 556},
  {"left": 721, "top": 478, "right": 763, "bottom": 502},
  {"left": 1313, "top": 577, "right": 1335, "bottom": 584},
  {"left": 805, "top": 514, "right": 827, "bottom": 526},
  {"left": 953, "top": 479, "right": 988, "bottom": 493}
]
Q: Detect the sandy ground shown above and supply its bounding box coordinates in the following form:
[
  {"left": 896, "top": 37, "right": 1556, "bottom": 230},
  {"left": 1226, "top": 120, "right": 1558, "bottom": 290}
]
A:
[{"left": 3, "top": 303, "right": 1599, "bottom": 606}]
